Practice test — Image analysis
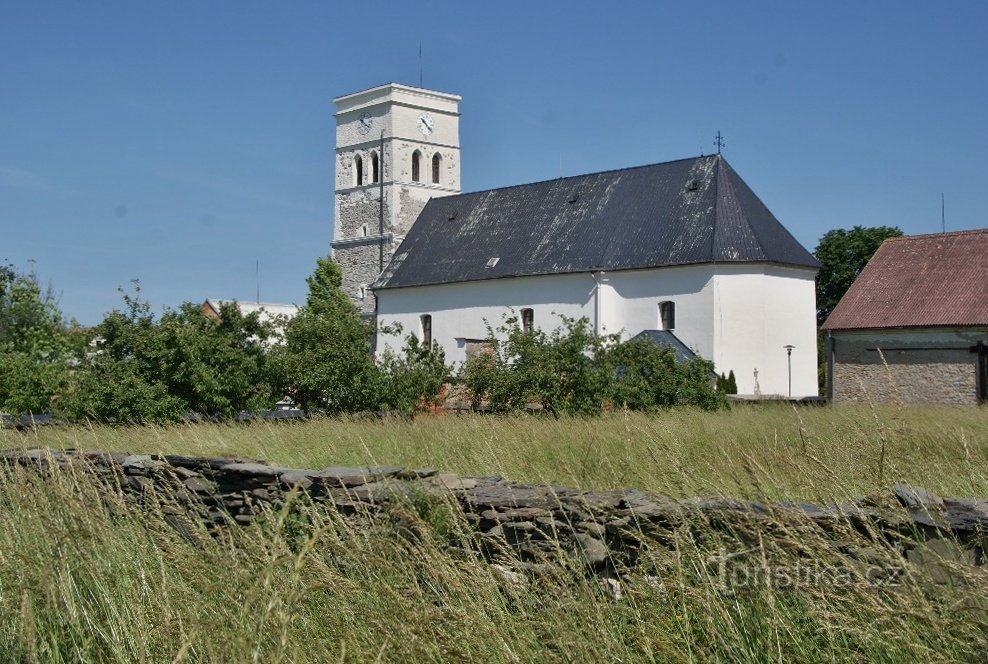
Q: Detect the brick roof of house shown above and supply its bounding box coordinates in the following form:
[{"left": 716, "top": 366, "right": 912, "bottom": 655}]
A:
[{"left": 823, "top": 228, "right": 988, "bottom": 331}]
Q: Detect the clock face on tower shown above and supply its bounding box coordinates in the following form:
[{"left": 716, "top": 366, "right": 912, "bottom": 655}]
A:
[
  {"left": 417, "top": 112, "right": 435, "bottom": 136},
  {"left": 357, "top": 111, "right": 373, "bottom": 135}
]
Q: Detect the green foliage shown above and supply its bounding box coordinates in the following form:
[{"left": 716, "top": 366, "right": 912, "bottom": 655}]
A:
[
  {"left": 609, "top": 337, "right": 724, "bottom": 411},
  {"left": 461, "top": 315, "right": 615, "bottom": 415},
  {"left": 63, "top": 283, "right": 278, "bottom": 423},
  {"left": 460, "top": 314, "right": 724, "bottom": 415},
  {"left": 0, "top": 264, "right": 72, "bottom": 415},
  {"left": 271, "top": 256, "right": 379, "bottom": 414},
  {"left": 376, "top": 331, "right": 452, "bottom": 414},
  {"left": 716, "top": 370, "right": 738, "bottom": 395},
  {"left": 814, "top": 225, "right": 903, "bottom": 325}
]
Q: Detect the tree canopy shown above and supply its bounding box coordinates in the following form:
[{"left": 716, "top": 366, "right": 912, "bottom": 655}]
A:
[{"left": 814, "top": 225, "right": 903, "bottom": 325}]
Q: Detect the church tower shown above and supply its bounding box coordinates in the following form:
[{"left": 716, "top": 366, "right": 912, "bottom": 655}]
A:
[{"left": 332, "top": 83, "right": 461, "bottom": 314}]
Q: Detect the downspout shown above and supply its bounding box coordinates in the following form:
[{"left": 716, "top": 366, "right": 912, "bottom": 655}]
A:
[
  {"left": 379, "top": 130, "right": 385, "bottom": 273},
  {"left": 591, "top": 271, "right": 604, "bottom": 335},
  {"left": 826, "top": 331, "right": 835, "bottom": 402}
]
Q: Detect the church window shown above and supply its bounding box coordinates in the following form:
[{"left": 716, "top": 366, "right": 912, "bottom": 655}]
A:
[
  {"left": 659, "top": 301, "right": 675, "bottom": 330},
  {"left": 432, "top": 153, "right": 442, "bottom": 184},
  {"left": 371, "top": 151, "right": 379, "bottom": 183},
  {"left": 354, "top": 154, "right": 364, "bottom": 186},
  {"left": 360, "top": 224, "right": 368, "bottom": 237},
  {"left": 420, "top": 314, "right": 432, "bottom": 347},
  {"left": 412, "top": 150, "right": 421, "bottom": 182},
  {"left": 521, "top": 308, "right": 534, "bottom": 333}
]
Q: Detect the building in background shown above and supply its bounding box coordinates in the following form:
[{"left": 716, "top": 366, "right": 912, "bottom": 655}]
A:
[
  {"left": 331, "top": 83, "right": 820, "bottom": 398},
  {"left": 332, "top": 84, "right": 461, "bottom": 316},
  {"left": 823, "top": 229, "right": 988, "bottom": 405}
]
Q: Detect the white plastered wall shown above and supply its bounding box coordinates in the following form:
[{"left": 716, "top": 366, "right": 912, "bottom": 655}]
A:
[
  {"left": 375, "top": 263, "right": 819, "bottom": 397},
  {"left": 712, "top": 265, "right": 818, "bottom": 397}
]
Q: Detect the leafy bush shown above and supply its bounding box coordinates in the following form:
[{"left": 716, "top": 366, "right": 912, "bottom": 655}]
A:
[
  {"left": 63, "top": 283, "right": 278, "bottom": 423},
  {"left": 376, "top": 331, "right": 452, "bottom": 415},
  {"left": 0, "top": 264, "right": 73, "bottom": 416},
  {"left": 460, "top": 314, "right": 724, "bottom": 415}
]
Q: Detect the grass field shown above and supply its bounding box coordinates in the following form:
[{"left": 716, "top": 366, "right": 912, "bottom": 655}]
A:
[{"left": 0, "top": 404, "right": 986, "bottom": 661}]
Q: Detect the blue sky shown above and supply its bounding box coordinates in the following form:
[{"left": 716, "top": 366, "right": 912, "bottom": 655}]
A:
[{"left": 2, "top": 1, "right": 985, "bottom": 325}]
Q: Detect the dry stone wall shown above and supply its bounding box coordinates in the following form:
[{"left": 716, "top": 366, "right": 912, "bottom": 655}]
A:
[{"left": 2, "top": 449, "right": 986, "bottom": 583}]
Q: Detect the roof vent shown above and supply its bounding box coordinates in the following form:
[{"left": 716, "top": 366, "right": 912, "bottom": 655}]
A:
[
  {"left": 686, "top": 179, "right": 699, "bottom": 192},
  {"left": 485, "top": 257, "right": 500, "bottom": 269},
  {"left": 447, "top": 210, "right": 457, "bottom": 221},
  {"left": 568, "top": 191, "right": 580, "bottom": 204}
]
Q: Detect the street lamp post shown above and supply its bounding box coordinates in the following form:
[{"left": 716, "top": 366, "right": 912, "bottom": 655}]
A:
[{"left": 784, "top": 345, "right": 795, "bottom": 398}]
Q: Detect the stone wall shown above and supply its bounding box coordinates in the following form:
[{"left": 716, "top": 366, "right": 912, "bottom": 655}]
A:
[
  {"left": 2, "top": 448, "right": 985, "bottom": 590},
  {"left": 831, "top": 329, "right": 986, "bottom": 405}
]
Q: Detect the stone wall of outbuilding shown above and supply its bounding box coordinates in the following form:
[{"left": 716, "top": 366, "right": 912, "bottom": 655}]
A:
[{"left": 829, "top": 328, "right": 986, "bottom": 405}]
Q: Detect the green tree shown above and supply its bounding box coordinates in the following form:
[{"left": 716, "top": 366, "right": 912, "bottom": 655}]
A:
[
  {"left": 0, "top": 264, "right": 72, "bottom": 416},
  {"left": 814, "top": 225, "right": 903, "bottom": 325},
  {"left": 376, "top": 331, "right": 451, "bottom": 415},
  {"left": 271, "top": 256, "right": 379, "bottom": 414},
  {"left": 63, "top": 284, "right": 278, "bottom": 423},
  {"left": 460, "top": 315, "right": 615, "bottom": 416},
  {"left": 460, "top": 313, "right": 724, "bottom": 415}
]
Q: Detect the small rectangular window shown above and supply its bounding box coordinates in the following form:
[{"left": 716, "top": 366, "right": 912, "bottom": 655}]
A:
[
  {"left": 421, "top": 314, "right": 432, "bottom": 347},
  {"left": 659, "top": 301, "right": 675, "bottom": 330},
  {"left": 521, "top": 308, "right": 534, "bottom": 333}
]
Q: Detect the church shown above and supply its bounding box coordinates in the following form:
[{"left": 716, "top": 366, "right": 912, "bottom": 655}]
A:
[{"left": 332, "top": 83, "right": 820, "bottom": 398}]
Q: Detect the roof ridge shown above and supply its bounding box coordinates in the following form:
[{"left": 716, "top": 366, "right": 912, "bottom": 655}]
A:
[
  {"left": 885, "top": 227, "right": 988, "bottom": 242},
  {"left": 444, "top": 154, "right": 720, "bottom": 200}
]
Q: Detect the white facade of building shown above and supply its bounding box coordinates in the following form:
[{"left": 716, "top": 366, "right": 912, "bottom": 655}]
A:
[{"left": 376, "top": 263, "right": 819, "bottom": 398}]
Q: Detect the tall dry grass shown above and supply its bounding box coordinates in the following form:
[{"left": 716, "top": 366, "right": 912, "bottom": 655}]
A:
[{"left": 0, "top": 405, "right": 985, "bottom": 661}]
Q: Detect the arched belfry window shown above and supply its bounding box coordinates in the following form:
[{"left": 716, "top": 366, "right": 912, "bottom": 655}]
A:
[
  {"left": 411, "top": 150, "right": 421, "bottom": 182},
  {"left": 659, "top": 301, "right": 675, "bottom": 331},
  {"left": 354, "top": 154, "right": 364, "bottom": 186},
  {"left": 371, "top": 151, "right": 379, "bottom": 183},
  {"left": 432, "top": 152, "right": 442, "bottom": 184}
]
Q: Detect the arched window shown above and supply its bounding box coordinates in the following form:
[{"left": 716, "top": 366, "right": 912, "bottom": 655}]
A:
[
  {"left": 354, "top": 154, "right": 364, "bottom": 186},
  {"left": 371, "top": 151, "right": 379, "bottom": 183},
  {"left": 520, "top": 308, "right": 534, "bottom": 333},
  {"left": 432, "top": 152, "right": 442, "bottom": 184},
  {"left": 659, "top": 301, "right": 675, "bottom": 330},
  {"left": 411, "top": 150, "right": 421, "bottom": 182},
  {"left": 420, "top": 314, "right": 432, "bottom": 347},
  {"left": 360, "top": 224, "right": 368, "bottom": 237}
]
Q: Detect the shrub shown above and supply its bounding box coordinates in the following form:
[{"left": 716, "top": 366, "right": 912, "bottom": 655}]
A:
[{"left": 460, "top": 313, "right": 724, "bottom": 415}]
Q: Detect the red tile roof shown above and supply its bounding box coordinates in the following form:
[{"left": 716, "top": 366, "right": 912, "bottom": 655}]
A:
[{"left": 823, "top": 228, "right": 988, "bottom": 331}]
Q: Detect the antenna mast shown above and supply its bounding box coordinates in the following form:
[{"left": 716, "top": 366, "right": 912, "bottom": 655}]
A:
[
  {"left": 714, "top": 131, "right": 726, "bottom": 155},
  {"left": 255, "top": 259, "right": 260, "bottom": 303},
  {"left": 419, "top": 43, "right": 423, "bottom": 88},
  {"left": 941, "top": 192, "right": 945, "bottom": 233}
]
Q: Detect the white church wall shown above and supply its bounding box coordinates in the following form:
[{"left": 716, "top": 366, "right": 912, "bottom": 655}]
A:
[
  {"left": 600, "top": 265, "right": 717, "bottom": 358},
  {"left": 712, "top": 266, "right": 818, "bottom": 397},
  {"left": 376, "top": 263, "right": 818, "bottom": 397},
  {"left": 375, "top": 273, "right": 597, "bottom": 367}
]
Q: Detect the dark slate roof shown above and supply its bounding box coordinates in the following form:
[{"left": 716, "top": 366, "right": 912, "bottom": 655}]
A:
[
  {"left": 629, "top": 330, "right": 700, "bottom": 364},
  {"left": 823, "top": 229, "right": 988, "bottom": 331},
  {"left": 374, "top": 155, "right": 818, "bottom": 290}
]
